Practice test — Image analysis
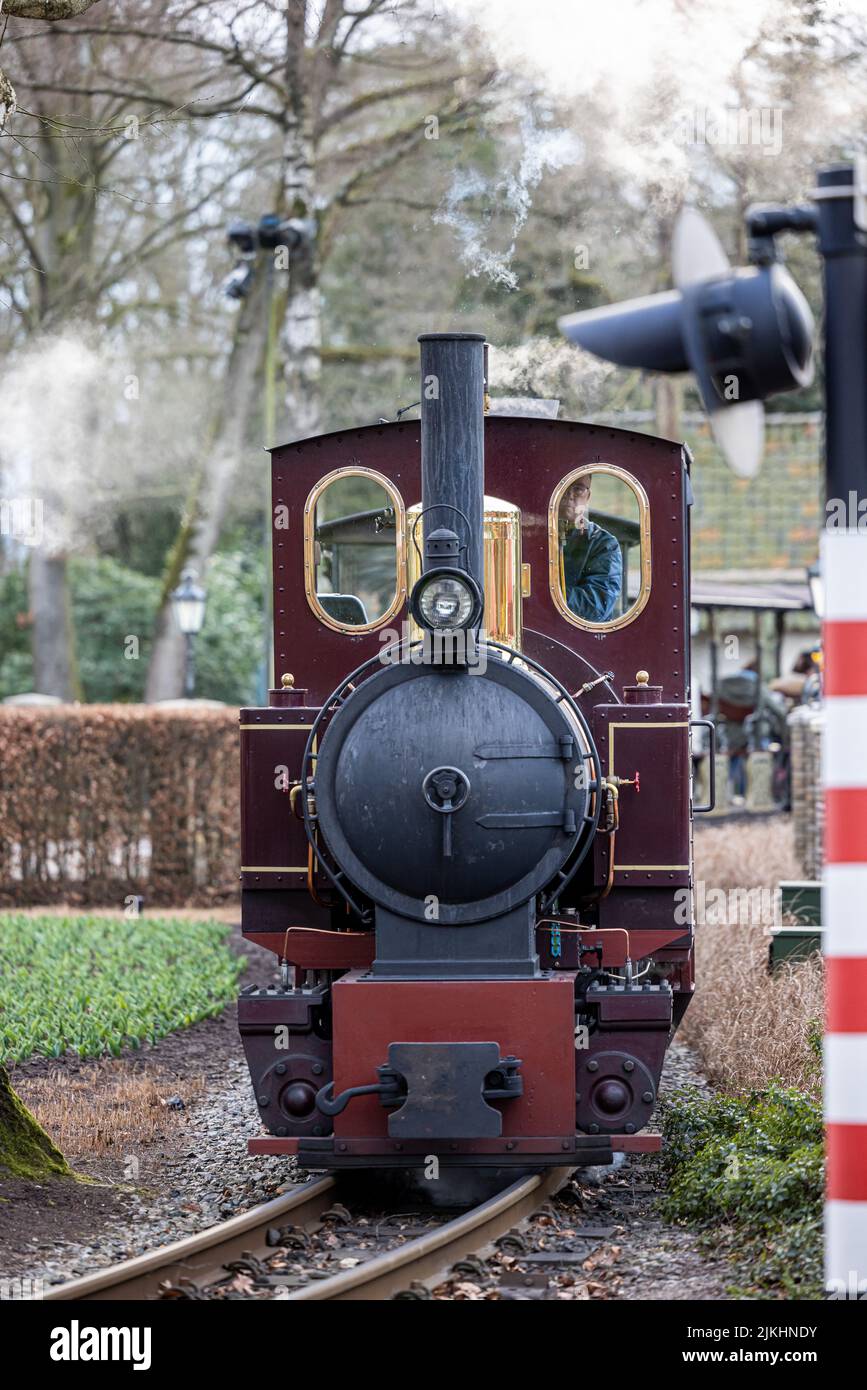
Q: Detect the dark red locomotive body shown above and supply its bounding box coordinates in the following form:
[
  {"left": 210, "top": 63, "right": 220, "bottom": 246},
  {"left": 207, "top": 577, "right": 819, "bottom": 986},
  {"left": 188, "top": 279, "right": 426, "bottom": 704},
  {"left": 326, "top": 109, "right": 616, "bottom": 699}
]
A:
[{"left": 239, "top": 332, "right": 699, "bottom": 1174}]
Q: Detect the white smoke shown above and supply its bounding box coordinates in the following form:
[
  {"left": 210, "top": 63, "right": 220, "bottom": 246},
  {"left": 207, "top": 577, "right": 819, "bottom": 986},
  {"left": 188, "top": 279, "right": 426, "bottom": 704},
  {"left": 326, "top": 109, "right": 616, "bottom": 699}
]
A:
[
  {"left": 489, "top": 337, "right": 614, "bottom": 412},
  {"left": 445, "top": 0, "right": 867, "bottom": 220},
  {"left": 446, "top": 0, "right": 796, "bottom": 112},
  {"left": 433, "top": 113, "right": 580, "bottom": 289},
  {"left": 0, "top": 332, "right": 206, "bottom": 556}
]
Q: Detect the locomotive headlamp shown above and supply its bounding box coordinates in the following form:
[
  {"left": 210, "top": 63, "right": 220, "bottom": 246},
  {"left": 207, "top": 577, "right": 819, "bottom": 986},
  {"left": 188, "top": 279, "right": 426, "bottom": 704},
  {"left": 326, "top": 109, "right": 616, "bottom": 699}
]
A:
[{"left": 411, "top": 569, "right": 482, "bottom": 632}]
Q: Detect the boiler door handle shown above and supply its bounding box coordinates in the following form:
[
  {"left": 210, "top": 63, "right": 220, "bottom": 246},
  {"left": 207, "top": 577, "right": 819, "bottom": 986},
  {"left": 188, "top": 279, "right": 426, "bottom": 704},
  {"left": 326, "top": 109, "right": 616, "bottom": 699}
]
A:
[{"left": 691, "top": 719, "right": 716, "bottom": 813}]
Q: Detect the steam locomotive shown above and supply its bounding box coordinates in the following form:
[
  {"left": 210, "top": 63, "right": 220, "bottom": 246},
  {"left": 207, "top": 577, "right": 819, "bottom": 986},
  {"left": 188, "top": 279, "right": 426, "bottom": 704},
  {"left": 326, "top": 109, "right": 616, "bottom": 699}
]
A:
[{"left": 238, "top": 331, "right": 703, "bottom": 1177}]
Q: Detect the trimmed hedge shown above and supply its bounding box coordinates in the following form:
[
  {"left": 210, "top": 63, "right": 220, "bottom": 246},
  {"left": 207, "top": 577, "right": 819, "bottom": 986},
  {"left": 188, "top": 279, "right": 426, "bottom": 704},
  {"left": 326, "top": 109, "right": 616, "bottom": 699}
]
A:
[{"left": 0, "top": 707, "right": 239, "bottom": 907}]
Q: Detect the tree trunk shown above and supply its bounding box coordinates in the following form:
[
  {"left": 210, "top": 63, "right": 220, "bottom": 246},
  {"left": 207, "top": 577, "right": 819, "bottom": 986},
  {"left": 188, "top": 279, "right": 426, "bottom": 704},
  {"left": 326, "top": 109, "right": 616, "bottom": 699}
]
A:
[
  {"left": 28, "top": 550, "right": 79, "bottom": 699},
  {"left": 282, "top": 247, "right": 322, "bottom": 440},
  {"left": 281, "top": 1, "right": 321, "bottom": 441},
  {"left": 24, "top": 31, "right": 99, "bottom": 698},
  {"left": 655, "top": 376, "right": 682, "bottom": 443},
  {"left": 144, "top": 255, "right": 277, "bottom": 702},
  {"left": 0, "top": 1064, "right": 70, "bottom": 1179},
  {"left": 144, "top": 598, "right": 187, "bottom": 705},
  {"left": 145, "top": 1, "right": 325, "bottom": 702}
]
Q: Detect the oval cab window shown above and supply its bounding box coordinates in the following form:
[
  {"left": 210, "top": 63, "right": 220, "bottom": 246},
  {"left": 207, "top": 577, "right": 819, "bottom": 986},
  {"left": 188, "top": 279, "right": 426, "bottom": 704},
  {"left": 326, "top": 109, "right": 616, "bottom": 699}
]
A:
[
  {"left": 548, "top": 464, "right": 651, "bottom": 631},
  {"left": 305, "top": 468, "right": 406, "bottom": 632}
]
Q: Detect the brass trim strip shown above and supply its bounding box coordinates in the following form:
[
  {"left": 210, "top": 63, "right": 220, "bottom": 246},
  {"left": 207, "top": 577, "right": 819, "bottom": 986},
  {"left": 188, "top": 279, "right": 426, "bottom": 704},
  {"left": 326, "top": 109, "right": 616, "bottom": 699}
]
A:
[
  {"left": 241, "top": 866, "right": 308, "bottom": 873},
  {"left": 548, "top": 463, "right": 652, "bottom": 633},
  {"left": 303, "top": 465, "right": 407, "bottom": 635},
  {"left": 615, "top": 865, "right": 691, "bottom": 872},
  {"left": 240, "top": 723, "right": 312, "bottom": 731}
]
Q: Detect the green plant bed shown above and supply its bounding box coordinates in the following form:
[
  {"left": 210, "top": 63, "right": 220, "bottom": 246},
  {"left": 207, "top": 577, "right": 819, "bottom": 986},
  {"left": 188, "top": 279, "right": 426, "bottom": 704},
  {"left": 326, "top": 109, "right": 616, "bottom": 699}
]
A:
[
  {"left": 0, "top": 915, "right": 244, "bottom": 1064},
  {"left": 661, "top": 1084, "right": 824, "bottom": 1298}
]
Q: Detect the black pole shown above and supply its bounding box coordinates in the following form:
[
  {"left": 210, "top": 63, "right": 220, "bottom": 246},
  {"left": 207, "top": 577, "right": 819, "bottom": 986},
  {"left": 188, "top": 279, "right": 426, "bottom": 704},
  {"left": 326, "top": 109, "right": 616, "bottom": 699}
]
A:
[
  {"left": 814, "top": 163, "right": 867, "bottom": 511},
  {"left": 417, "top": 332, "right": 486, "bottom": 591},
  {"left": 774, "top": 609, "right": 785, "bottom": 678},
  {"left": 708, "top": 608, "right": 719, "bottom": 722},
  {"left": 185, "top": 633, "right": 195, "bottom": 699}
]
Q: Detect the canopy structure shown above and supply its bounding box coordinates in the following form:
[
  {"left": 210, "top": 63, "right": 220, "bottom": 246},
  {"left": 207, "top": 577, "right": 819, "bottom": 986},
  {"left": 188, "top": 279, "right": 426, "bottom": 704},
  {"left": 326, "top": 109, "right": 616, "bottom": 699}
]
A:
[
  {"left": 691, "top": 576, "right": 816, "bottom": 719},
  {"left": 691, "top": 577, "right": 812, "bottom": 613}
]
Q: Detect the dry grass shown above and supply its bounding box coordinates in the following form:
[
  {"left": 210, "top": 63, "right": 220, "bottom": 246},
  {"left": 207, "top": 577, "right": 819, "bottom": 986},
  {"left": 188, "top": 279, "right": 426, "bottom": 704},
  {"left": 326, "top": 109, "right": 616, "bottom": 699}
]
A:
[
  {"left": 684, "top": 819, "right": 823, "bottom": 1100},
  {"left": 15, "top": 1062, "right": 205, "bottom": 1161},
  {"left": 692, "top": 817, "right": 801, "bottom": 892}
]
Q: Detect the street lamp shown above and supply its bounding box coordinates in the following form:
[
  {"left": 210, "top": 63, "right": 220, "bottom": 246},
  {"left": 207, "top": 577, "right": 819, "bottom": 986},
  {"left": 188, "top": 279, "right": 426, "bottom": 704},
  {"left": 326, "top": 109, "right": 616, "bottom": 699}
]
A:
[
  {"left": 807, "top": 560, "right": 824, "bottom": 619},
  {"left": 171, "top": 568, "right": 206, "bottom": 698}
]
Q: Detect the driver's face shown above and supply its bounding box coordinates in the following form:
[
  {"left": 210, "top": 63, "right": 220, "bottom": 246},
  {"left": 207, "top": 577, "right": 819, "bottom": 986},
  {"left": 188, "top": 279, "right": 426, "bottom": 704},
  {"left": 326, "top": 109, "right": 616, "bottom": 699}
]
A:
[{"left": 563, "top": 482, "right": 591, "bottom": 529}]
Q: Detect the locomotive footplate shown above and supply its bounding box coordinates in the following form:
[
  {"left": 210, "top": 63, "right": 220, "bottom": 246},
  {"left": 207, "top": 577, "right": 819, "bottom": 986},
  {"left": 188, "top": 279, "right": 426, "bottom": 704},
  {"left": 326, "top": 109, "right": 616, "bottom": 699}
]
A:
[
  {"left": 294, "top": 1134, "right": 615, "bottom": 1169},
  {"left": 247, "top": 1133, "right": 660, "bottom": 1159}
]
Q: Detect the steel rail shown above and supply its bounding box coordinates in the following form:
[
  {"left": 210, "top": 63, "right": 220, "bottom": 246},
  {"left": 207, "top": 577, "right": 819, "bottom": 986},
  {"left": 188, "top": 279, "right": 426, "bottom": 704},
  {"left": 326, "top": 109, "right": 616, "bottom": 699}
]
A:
[
  {"left": 284, "top": 1166, "right": 574, "bottom": 1301},
  {"left": 42, "top": 1166, "right": 574, "bottom": 1302},
  {"left": 43, "top": 1175, "right": 337, "bottom": 1302}
]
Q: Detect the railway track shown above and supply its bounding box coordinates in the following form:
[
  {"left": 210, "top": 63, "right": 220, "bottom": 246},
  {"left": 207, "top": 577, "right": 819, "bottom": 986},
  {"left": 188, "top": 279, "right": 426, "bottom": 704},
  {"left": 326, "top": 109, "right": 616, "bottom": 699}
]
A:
[{"left": 43, "top": 1167, "right": 574, "bottom": 1302}]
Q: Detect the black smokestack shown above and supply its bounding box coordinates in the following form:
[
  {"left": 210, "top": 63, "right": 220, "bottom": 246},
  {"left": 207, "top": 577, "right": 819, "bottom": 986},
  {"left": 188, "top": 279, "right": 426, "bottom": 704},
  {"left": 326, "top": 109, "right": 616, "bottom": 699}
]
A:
[{"left": 417, "top": 332, "right": 486, "bottom": 591}]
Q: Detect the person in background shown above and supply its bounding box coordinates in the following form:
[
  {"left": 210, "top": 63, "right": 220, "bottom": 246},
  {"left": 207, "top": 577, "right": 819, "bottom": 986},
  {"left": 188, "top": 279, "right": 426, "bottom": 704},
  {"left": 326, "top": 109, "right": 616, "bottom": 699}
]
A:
[
  {"left": 711, "top": 659, "right": 787, "bottom": 805},
  {"left": 718, "top": 662, "right": 757, "bottom": 803},
  {"left": 559, "top": 475, "right": 622, "bottom": 623},
  {"left": 770, "top": 648, "right": 821, "bottom": 703}
]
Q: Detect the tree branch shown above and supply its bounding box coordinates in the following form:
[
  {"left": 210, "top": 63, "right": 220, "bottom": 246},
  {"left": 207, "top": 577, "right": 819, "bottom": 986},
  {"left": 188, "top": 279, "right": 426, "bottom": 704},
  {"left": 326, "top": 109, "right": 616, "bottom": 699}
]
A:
[
  {"left": 1, "top": 1, "right": 102, "bottom": 16},
  {"left": 0, "top": 180, "right": 44, "bottom": 269},
  {"left": 20, "top": 77, "right": 276, "bottom": 123},
  {"left": 317, "top": 71, "right": 462, "bottom": 137},
  {"left": 331, "top": 1, "right": 390, "bottom": 61}
]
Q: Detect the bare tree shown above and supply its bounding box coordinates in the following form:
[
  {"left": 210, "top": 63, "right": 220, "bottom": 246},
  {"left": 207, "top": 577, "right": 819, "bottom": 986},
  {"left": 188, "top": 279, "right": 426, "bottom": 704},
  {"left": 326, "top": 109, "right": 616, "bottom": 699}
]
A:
[
  {"left": 133, "top": 0, "right": 497, "bottom": 697},
  {"left": 0, "top": 2, "right": 277, "bottom": 696},
  {"left": 2, "top": 2, "right": 499, "bottom": 699},
  {"left": 0, "top": 0, "right": 103, "bottom": 129}
]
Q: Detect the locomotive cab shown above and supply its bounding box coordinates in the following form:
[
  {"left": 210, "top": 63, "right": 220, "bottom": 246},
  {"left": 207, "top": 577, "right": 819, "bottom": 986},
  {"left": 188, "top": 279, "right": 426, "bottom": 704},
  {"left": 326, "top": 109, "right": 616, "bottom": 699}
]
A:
[{"left": 239, "top": 331, "right": 696, "bottom": 1176}]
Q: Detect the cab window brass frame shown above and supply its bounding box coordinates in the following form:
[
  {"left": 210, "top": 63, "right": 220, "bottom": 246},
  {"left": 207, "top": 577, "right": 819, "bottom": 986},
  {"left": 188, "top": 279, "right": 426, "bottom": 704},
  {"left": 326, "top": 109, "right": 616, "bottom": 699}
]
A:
[
  {"left": 304, "top": 466, "right": 407, "bottom": 634},
  {"left": 548, "top": 462, "right": 652, "bottom": 633}
]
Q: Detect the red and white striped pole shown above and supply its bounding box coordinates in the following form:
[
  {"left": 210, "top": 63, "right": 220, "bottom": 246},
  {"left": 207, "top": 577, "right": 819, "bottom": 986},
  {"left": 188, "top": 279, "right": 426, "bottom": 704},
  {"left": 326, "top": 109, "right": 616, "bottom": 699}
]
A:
[
  {"left": 824, "top": 530, "right": 867, "bottom": 1297},
  {"left": 816, "top": 161, "right": 867, "bottom": 1298}
]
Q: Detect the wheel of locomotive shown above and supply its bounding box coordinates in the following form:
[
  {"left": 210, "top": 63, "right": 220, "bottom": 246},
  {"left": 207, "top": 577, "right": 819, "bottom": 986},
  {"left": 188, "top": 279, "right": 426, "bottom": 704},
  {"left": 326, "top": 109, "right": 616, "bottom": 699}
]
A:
[{"left": 301, "top": 641, "right": 601, "bottom": 926}]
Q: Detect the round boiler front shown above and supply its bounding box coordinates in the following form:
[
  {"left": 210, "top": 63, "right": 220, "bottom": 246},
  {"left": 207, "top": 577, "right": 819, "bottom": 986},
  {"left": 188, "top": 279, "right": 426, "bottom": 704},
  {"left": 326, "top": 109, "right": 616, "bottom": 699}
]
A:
[{"left": 312, "top": 653, "right": 595, "bottom": 925}]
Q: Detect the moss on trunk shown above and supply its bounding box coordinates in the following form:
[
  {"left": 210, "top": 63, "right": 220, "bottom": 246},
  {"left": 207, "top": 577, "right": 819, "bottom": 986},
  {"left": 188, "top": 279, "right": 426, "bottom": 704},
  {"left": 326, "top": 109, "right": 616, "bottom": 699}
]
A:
[{"left": 0, "top": 1063, "right": 70, "bottom": 1179}]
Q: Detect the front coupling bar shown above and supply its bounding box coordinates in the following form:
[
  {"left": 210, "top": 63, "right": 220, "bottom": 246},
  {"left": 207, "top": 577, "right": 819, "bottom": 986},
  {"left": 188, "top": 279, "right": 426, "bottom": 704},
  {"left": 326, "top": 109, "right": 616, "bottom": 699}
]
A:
[{"left": 315, "top": 1077, "right": 400, "bottom": 1117}]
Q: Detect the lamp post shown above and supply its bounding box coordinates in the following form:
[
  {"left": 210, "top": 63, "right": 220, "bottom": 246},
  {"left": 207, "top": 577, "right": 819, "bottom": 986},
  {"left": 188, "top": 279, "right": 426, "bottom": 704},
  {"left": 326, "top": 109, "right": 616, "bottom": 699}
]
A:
[
  {"left": 221, "top": 213, "right": 315, "bottom": 705},
  {"left": 171, "top": 568, "right": 206, "bottom": 699}
]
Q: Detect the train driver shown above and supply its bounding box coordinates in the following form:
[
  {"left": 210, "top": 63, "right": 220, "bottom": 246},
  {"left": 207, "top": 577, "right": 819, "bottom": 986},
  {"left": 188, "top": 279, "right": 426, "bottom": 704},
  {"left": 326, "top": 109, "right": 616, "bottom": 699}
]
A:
[{"left": 559, "top": 475, "right": 623, "bottom": 623}]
